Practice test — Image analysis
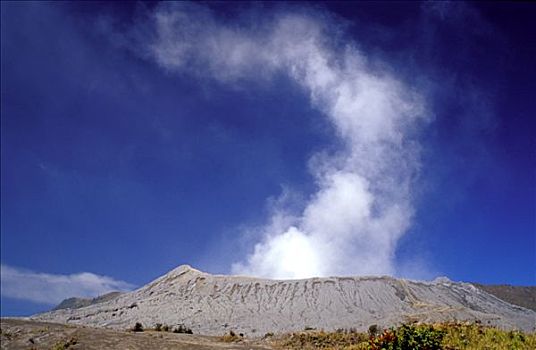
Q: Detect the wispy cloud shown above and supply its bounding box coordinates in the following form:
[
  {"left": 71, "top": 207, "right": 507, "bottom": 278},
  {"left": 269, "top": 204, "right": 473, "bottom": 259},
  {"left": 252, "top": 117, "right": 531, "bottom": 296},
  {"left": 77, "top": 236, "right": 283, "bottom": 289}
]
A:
[
  {"left": 0, "top": 264, "right": 134, "bottom": 305},
  {"left": 125, "top": 3, "right": 429, "bottom": 279}
]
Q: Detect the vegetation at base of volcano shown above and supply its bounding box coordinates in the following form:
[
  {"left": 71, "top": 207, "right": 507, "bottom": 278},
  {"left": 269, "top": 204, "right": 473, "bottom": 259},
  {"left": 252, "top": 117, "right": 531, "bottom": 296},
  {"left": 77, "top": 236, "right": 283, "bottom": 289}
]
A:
[{"left": 278, "top": 322, "right": 536, "bottom": 350}]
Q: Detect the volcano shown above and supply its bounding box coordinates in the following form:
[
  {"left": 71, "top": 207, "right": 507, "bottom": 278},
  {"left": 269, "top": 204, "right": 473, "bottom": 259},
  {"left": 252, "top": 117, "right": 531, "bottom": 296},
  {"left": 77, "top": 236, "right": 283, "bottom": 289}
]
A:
[{"left": 32, "top": 265, "right": 535, "bottom": 335}]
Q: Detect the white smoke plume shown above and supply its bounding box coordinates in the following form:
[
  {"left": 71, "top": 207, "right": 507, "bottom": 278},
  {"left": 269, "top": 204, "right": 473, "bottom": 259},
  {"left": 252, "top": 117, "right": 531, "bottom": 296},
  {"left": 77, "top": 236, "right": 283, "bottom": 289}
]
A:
[
  {"left": 0, "top": 264, "right": 134, "bottom": 305},
  {"left": 140, "top": 3, "right": 427, "bottom": 278}
]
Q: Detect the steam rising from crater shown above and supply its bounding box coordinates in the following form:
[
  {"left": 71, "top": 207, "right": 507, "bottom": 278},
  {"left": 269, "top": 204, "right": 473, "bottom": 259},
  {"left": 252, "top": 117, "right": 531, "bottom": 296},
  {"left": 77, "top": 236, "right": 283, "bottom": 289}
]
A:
[{"left": 141, "top": 3, "right": 427, "bottom": 278}]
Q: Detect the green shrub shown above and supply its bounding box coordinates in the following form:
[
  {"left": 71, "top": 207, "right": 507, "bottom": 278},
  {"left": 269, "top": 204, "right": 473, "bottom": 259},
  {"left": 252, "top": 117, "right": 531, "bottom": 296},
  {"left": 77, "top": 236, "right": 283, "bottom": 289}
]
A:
[
  {"left": 264, "top": 332, "right": 274, "bottom": 339},
  {"left": 132, "top": 322, "right": 144, "bottom": 332},
  {"left": 154, "top": 323, "right": 162, "bottom": 331},
  {"left": 172, "top": 324, "right": 193, "bottom": 334},
  {"left": 369, "top": 324, "right": 444, "bottom": 350},
  {"left": 281, "top": 330, "right": 368, "bottom": 349},
  {"left": 368, "top": 324, "right": 379, "bottom": 337}
]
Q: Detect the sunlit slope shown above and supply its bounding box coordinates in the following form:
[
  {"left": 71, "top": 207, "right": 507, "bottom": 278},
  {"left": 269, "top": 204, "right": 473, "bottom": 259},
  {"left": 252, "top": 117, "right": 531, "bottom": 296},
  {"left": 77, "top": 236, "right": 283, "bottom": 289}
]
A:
[{"left": 33, "top": 265, "right": 535, "bottom": 335}]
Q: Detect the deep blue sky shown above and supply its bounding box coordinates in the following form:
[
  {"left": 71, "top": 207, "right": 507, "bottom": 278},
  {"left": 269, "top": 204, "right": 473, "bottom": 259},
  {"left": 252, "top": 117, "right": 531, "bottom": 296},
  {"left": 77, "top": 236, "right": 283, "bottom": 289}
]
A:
[{"left": 1, "top": 1, "right": 535, "bottom": 316}]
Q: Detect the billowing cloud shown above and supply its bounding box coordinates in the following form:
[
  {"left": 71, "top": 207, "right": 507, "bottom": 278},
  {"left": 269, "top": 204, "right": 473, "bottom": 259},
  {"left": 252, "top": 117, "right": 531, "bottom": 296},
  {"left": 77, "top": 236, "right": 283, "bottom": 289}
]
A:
[
  {"left": 0, "top": 264, "right": 134, "bottom": 305},
  {"left": 134, "top": 3, "right": 428, "bottom": 278}
]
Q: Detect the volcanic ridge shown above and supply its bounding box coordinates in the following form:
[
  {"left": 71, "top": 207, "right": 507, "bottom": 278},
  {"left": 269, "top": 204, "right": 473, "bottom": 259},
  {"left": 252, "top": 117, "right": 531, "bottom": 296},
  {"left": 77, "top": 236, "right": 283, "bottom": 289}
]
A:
[{"left": 31, "top": 265, "right": 535, "bottom": 335}]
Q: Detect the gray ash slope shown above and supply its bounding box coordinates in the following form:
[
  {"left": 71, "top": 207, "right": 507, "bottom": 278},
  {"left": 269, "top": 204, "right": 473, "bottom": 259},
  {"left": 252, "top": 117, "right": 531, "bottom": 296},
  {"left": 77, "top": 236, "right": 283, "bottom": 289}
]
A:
[{"left": 33, "top": 265, "right": 535, "bottom": 335}]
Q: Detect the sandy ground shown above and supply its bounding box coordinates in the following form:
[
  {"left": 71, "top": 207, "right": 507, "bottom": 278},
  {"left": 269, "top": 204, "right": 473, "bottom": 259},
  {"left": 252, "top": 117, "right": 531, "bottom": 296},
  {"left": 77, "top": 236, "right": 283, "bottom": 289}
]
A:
[{"left": 0, "top": 318, "right": 275, "bottom": 350}]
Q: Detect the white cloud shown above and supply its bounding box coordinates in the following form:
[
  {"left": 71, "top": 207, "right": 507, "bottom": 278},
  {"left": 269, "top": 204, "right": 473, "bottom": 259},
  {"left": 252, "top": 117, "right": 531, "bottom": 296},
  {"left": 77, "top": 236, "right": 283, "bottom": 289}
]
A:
[
  {"left": 0, "top": 264, "right": 134, "bottom": 305},
  {"left": 134, "top": 3, "right": 429, "bottom": 279}
]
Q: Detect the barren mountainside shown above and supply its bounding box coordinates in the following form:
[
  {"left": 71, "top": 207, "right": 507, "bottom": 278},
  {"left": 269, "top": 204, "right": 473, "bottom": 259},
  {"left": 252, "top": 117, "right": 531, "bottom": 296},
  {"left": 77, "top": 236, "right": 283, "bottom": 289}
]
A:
[
  {"left": 53, "top": 292, "right": 124, "bottom": 311},
  {"left": 472, "top": 283, "right": 536, "bottom": 312},
  {"left": 32, "top": 265, "right": 535, "bottom": 335}
]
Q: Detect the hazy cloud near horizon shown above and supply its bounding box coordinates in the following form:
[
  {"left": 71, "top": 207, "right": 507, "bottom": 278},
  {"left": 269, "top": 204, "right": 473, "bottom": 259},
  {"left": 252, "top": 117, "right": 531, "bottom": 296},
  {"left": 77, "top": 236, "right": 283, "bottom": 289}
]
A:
[
  {"left": 0, "top": 264, "right": 134, "bottom": 305},
  {"left": 127, "top": 2, "right": 430, "bottom": 279}
]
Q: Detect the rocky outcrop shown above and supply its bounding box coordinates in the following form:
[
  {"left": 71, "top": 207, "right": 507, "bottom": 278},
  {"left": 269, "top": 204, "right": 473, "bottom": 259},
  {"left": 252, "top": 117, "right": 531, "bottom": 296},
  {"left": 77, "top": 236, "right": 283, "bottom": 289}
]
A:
[
  {"left": 32, "top": 265, "right": 536, "bottom": 335},
  {"left": 53, "top": 292, "right": 123, "bottom": 311}
]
